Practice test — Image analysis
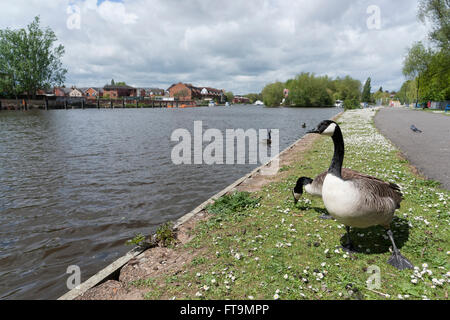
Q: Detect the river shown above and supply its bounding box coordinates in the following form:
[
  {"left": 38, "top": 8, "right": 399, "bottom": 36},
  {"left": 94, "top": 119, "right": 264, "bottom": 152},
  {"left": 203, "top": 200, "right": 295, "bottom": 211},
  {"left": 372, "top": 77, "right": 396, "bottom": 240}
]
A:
[{"left": 0, "top": 105, "right": 339, "bottom": 299}]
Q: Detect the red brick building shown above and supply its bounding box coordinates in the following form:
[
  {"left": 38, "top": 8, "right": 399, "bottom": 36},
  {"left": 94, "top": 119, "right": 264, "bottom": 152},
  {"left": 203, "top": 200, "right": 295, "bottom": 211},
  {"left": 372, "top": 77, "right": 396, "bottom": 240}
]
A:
[
  {"left": 103, "top": 85, "right": 136, "bottom": 98},
  {"left": 233, "top": 95, "right": 250, "bottom": 104},
  {"left": 54, "top": 87, "right": 72, "bottom": 97},
  {"left": 168, "top": 83, "right": 225, "bottom": 102},
  {"left": 84, "top": 87, "right": 103, "bottom": 98}
]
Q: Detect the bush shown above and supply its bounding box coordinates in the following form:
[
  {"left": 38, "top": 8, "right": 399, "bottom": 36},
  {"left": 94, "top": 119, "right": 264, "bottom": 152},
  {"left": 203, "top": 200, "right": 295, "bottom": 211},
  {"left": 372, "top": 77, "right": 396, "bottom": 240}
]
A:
[
  {"left": 155, "top": 222, "right": 176, "bottom": 247},
  {"left": 261, "top": 82, "right": 285, "bottom": 107},
  {"left": 343, "top": 98, "right": 360, "bottom": 110}
]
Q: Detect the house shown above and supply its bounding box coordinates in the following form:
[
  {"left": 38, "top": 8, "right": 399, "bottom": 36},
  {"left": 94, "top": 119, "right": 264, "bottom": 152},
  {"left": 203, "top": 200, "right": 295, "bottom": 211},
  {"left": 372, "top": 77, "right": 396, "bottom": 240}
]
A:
[
  {"left": 36, "top": 88, "right": 55, "bottom": 97},
  {"left": 69, "top": 88, "right": 83, "bottom": 97},
  {"left": 84, "top": 87, "right": 103, "bottom": 98},
  {"left": 54, "top": 87, "right": 72, "bottom": 97},
  {"left": 103, "top": 85, "right": 136, "bottom": 98},
  {"left": 168, "top": 83, "right": 225, "bottom": 102},
  {"left": 136, "top": 87, "right": 166, "bottom": 97},
  {"left": 200, "top": 87, "right": 225, "bottom": 102},
  {"left": 233, "top": 95, "right": 250, "bottom": 104}
]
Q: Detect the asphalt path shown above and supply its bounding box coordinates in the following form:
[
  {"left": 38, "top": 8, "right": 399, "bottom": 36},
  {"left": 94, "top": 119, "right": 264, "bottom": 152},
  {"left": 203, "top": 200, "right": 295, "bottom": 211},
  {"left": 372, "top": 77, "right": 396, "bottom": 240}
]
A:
[{"left": 374, "top": 108, "right": 450, "bottom": 190}]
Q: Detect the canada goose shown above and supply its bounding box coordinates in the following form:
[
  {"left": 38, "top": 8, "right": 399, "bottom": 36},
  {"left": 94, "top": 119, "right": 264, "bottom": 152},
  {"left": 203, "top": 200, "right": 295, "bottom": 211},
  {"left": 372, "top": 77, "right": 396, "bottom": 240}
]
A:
[
  {"left": 265, "top": 130, "right": 272, "bottom": 145},
  {"left": 293, "top": 168, "right": 377, "bottom": 219},
  {"left": 302, "top": 123, "right": 307, "bottom": 128},
  {"left": 307, "top": 120, "right": 413, "bottom": 270}
]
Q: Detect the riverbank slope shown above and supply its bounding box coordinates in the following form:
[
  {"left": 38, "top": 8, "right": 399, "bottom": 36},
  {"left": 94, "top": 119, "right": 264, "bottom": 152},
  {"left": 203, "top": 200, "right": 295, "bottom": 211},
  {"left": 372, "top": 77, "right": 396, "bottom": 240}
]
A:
[{"left": 77, "top": 108, "right": 449, "bottom": 300}]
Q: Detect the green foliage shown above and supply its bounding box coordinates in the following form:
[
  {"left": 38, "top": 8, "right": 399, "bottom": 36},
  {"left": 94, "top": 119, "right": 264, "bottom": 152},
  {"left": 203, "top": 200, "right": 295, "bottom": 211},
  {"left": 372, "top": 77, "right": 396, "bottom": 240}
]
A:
[
  {"left": 400, "top": 1, "right": 450, "bottom": 104},
  {"left": 261, "top": 81, "right": 285, "bottom": 107},
  {"left": 361, "top": 77, "right": 372, "bottom": 103},
  {"left": 125, "top": 233, "right": 146, "bottom": 247},
  {"left": 206, "top": 192, "right": 261, "bottom": 216},
  {"left": 0, "top": 16, "right": 67, "bottom": 98},
  {"left": 156, "top": 222, "right": 176, "bottom": 247},
  {"left": 419, "top": 49, "right": 450, "bottom": 101},
  {"left": 261, "top": 73, "right": 361, "bottom": 108},
  {"left": 395, "top": 80, "right": 417, "bottom": 105},
  {"left": 343, "top": 98, "right": 360, "bottom": 110},
  {"left": 284, "top": 73, "right": 334, "bottom": 107},
  {"left": 418, "top": 0, "right": 450, "bottom": 49},
  {"left": 403, "top": 42, "right": 433, "bottom": 80},
  {"left": 332, "top": 76, "right": 362, "bottom": 102},
  {"left": 225, "top": 91, "right": 234, "bottom": 102},
  {"left": 245, "top": 93, "right": 263, "bottom": 104}
]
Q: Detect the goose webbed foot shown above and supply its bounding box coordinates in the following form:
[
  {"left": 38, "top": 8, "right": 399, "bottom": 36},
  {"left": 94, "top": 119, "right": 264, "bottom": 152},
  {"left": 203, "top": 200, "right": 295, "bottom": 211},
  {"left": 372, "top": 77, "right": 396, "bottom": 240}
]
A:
[
  {"left": 386, "top": 229, "right": 413, "bottom": 270},
  {"left": 388, "top": 252, "right": 414, "bottom": 270},
  {"left": 319, "top": 214, "right": 333, "bottom": 220}
]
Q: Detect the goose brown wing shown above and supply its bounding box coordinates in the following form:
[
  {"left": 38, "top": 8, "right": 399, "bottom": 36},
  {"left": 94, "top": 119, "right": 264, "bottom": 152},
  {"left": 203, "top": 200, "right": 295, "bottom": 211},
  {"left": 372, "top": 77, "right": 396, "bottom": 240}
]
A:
[
  {"left": 312, "top": 171, "right": 328, "bottom": 188},
  {"left": 350, "top": 174, "right": 403, "bottom": 211}
]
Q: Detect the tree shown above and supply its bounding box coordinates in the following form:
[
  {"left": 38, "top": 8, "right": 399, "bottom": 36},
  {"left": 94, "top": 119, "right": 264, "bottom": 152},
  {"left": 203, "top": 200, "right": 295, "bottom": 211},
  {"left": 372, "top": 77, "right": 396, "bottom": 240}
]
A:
[
  {"left": 361, "top": 77, "right": 372, "bottom": 103},
  {"left": 261, "top": 82, "right": 284, "bottom": 107},
  {"left": 333, "top": 76, "right": 362, "bottom": 105},
  {"left": 245, "top": 93, "right": 263, "bottom": 104},
  {"left": 284, "top": 73, "right": 334, "bottom": 107},
  {"left": 225, "top": 91, "right": 234, "bottom": 102},
  {"left": 0, "top": 16, "right": 67, "bottom": 101},
  {"left": 403, "top": 42, "right": 433, "bottom": 106},
  {"left": 418, "top": 0, "right": 450, "bottom": 49}
]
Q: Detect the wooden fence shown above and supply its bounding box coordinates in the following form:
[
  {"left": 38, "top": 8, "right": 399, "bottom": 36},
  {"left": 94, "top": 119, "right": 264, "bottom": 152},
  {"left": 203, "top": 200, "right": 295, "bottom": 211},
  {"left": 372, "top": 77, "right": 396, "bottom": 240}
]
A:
[{"left": 0, "top": 97, "right": 197, "bottom": 110}]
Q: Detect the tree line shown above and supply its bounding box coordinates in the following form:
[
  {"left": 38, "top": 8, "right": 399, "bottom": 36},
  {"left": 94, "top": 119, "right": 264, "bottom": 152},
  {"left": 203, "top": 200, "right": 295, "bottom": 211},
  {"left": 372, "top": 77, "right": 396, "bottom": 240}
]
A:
[{"left": 261, "top": 72, "right": 364, "bottom": 109}]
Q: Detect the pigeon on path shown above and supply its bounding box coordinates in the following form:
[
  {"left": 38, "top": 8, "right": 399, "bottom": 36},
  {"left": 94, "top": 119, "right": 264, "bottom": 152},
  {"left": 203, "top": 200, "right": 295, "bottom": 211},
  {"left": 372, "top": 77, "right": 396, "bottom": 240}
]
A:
[{"left": 410, "top": 124, "right": 422, "bottom": 133}]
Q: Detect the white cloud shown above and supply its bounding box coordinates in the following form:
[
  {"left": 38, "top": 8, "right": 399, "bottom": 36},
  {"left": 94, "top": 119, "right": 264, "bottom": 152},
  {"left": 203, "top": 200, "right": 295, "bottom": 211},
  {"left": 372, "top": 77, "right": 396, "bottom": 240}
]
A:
[
  {"left": 0, "top": 0, "right": 430, "bottom": 93},
  {"left": 97, "top": 1, "right": 138, "bottom": 25}
]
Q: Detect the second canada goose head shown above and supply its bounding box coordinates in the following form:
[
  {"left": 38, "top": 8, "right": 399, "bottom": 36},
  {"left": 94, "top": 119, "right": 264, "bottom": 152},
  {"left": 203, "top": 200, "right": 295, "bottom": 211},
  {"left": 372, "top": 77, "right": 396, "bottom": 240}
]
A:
[
  {"left": 307, "top": 120, "right": 337, "bottom": 137},
  {"left": 292, "top": 177, "right": 313, "bottom": 204}
]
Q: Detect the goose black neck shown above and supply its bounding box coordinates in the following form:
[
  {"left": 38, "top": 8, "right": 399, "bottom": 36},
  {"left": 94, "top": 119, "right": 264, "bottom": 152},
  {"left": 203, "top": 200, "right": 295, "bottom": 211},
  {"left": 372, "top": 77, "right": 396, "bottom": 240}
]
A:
[{"left": 328, "top": 125, "right": 344, "bottom": 178}]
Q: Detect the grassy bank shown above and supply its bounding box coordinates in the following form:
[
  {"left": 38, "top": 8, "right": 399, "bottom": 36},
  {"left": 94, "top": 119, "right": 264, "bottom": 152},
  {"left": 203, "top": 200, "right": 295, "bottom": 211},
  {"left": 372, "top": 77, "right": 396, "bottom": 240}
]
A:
[{"left": 130, "top": 109, "right": 449, "bottom": 300}]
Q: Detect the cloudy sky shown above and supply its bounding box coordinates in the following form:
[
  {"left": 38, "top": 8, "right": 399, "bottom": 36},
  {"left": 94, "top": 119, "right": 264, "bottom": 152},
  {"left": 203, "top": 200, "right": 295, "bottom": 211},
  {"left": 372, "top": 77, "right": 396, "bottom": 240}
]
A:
[{"left": 0, "top": 0, "right": 430, "bottom": 94}]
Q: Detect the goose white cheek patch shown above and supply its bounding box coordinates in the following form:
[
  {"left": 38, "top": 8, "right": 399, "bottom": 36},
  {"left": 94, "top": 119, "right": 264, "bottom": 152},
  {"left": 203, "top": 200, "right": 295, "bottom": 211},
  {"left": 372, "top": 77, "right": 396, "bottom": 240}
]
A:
[{"left": 322, "top": 123, "right": 336, "bottom": 136}]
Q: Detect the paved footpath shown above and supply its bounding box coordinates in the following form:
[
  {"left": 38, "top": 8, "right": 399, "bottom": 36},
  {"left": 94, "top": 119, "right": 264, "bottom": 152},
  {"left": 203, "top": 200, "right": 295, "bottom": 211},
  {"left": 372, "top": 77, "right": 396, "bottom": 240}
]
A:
[{"left": 374, "top": 107, "right": 450, "bottom": 190}]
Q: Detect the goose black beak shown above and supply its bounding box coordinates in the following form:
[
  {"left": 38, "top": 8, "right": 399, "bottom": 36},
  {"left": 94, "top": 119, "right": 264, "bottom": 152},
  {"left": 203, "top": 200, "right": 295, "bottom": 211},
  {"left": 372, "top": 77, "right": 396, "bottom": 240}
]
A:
[{"left": 307, "top": 129, "right": 319, "bottom": 134}]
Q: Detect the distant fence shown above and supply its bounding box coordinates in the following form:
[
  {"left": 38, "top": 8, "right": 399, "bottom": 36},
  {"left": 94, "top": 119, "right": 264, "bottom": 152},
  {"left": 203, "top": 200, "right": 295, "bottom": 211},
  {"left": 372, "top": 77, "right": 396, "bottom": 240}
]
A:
[
  {"left": 429, "top": 100, "right": 450, "bottom": 110},
  {"left": 0, "top": 97, "right": 194, "bottom": 110}
]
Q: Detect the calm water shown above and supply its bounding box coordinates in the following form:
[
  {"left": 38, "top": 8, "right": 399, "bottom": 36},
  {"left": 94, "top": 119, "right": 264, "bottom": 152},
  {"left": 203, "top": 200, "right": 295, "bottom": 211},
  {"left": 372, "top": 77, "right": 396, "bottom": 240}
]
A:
[{"left": 0, "top": 105, "right": 339, "bottom": 299}]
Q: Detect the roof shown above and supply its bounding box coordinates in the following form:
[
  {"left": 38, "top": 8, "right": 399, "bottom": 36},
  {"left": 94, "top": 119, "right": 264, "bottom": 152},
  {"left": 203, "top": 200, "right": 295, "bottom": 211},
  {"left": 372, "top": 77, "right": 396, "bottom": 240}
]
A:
[
  {"left": 104, "top": 85, "right": 135, "bottom": 90},
  {"left": 168, "top": 82, "right": 224, "bottom": 95}
]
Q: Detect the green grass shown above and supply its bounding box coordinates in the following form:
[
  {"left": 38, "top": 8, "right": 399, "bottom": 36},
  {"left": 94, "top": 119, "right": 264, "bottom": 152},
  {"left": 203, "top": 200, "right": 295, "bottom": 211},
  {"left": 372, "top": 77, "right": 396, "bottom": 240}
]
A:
[{"left": 140, "top": 109, "right": 449, "bottom": 300}]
